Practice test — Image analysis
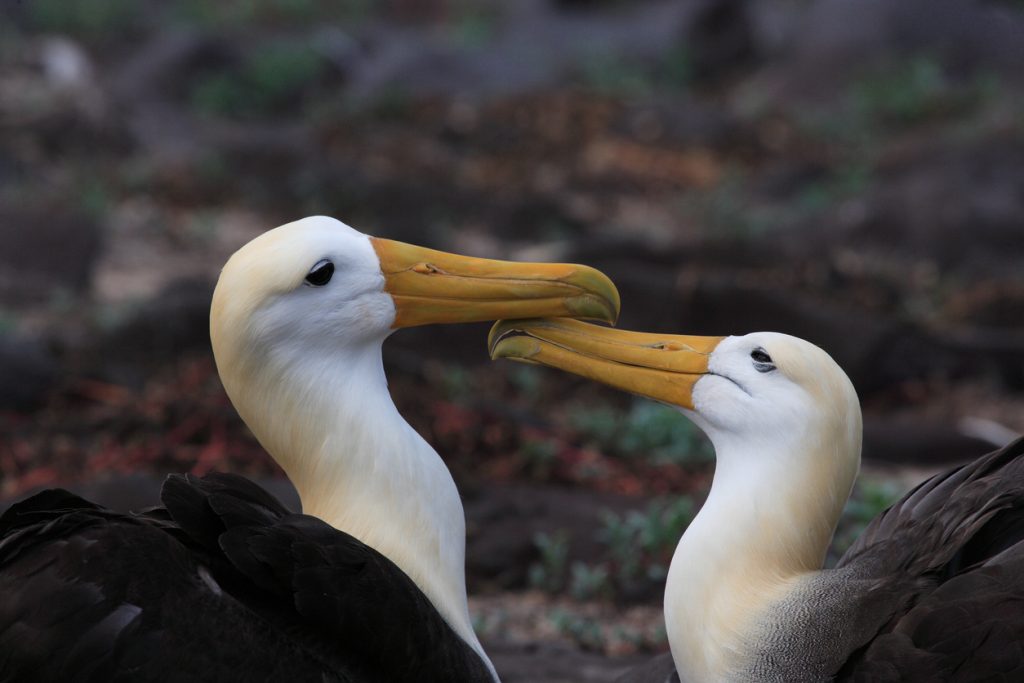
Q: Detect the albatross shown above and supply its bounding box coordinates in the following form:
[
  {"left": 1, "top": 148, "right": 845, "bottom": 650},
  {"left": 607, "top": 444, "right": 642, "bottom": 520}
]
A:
[
  {"left": 489, "top": 318, "right": 1024, "bottom": 682},
  {"left": 0, "top": 216, "right": 619, "bottom": 683}
]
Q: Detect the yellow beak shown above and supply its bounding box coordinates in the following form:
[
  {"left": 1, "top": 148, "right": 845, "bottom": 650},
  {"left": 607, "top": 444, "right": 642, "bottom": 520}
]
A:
[
  {"left": 371, "top": 239, "right": 620, "bottom": 328},
  {"left": 488, "top": 318, "right": 724, "bottom": 409}
]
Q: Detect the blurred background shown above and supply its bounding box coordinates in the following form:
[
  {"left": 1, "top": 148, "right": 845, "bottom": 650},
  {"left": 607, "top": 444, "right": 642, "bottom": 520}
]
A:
[{"left": 1, "top": 0, "right": 1023, "bottom": 679}]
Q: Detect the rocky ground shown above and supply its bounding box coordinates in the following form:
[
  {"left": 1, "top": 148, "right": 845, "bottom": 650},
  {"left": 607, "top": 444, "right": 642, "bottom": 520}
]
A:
[{"left": 2, "top": 0, "right": 1024, "bottom": 679}]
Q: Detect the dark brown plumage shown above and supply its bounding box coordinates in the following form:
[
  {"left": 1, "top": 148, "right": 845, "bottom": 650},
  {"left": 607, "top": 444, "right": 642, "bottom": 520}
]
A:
[
  {"left": 835, "top": 436, "right": 1024, "bottom": 680},
  {"left": 0, "top": 473, "right": 493, "bottom": 683}
]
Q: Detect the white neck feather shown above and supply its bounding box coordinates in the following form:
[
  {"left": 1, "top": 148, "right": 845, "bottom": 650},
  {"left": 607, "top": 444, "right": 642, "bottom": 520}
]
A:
[
  {"left": 665, "top": 418, "right": 860, "bottom": 681},
  {"left": 218, "top": 339, "right": 497, "bottom": 681}
]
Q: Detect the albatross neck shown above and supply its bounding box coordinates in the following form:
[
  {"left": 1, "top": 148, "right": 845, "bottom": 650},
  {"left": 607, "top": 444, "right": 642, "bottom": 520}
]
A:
[
  {"left": 664, "top": 425, "right": 860, "bottom": 681},
  {"left": 225, "top": 339, "right": 496, "bottom": 680}
]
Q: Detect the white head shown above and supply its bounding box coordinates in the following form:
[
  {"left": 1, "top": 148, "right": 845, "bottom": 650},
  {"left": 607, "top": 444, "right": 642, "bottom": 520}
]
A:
[
  {"left": 212, "top": 217, "right": 391, "bottom": 374},
  {"left": 212, "top": 215, "right": 619, "bottom": 399},
  {"left": 688, "top": 332, "right": 861, "bottom": 468},
  {"left": 489, "top": 321, "right": 861, "bottom": 474}
]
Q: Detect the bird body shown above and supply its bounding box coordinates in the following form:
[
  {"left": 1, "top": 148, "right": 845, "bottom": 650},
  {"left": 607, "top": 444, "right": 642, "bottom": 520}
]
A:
[
  {"left": 0, "top": 475, "right": 495, "bottom": 682},
  {"left": 490, "top": 319, "right": 1024, "bottom": 682}
]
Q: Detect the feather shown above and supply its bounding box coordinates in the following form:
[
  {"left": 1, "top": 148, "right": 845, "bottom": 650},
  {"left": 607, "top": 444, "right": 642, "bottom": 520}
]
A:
[{"left": 0, "top": 473, "right": 493, "bottom": 683}]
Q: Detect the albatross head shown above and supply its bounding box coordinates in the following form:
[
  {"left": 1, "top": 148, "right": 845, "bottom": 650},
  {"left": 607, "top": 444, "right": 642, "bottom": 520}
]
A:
[
  {"left": 488, "top": 321, "right": 860, "bottom": 467},
  {"left": 686, "top": 333, "right": 861, "bottom": 457},
  {"left": 212, "top": 216, "right": 618, "bottom": 366}
]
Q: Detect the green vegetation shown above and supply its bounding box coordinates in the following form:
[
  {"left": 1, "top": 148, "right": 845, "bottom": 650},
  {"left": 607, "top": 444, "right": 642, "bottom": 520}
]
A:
[
  {"left": 174, "top": 0, "right": 370, "bottom": 28},
  {"left": 508, "top": 365, "right": 544, "bottom": 401},
  {"left": 852, "top": 56, "right": 966, "bottom": 127},
  {"left": 25, "top": 0, "right": 372, "bottom": 40},
  {"left": 547, "top": 606, "right": 666, "bottom": 653},
  {"left": 27, "top": 0, "right": 141, "bottom": 37},
  {"left": 598, "top": 496, "right": 693, "bottom": 589},
  {"left": 831, "top": 478, "right": 906, "bottom": 557},
  {"left": 447, "top": 2, "right": 497, "bottom": 49},
  {"left": 799, "top": 55, "right": 1001, "bottom": 147},
  {"left": 191, "top": 43, "right": 325, "bottom": 119},
  {"left": 520, "top": 437, "right": 561, "bottom": 480},
  {"left": 548, "top": 609, "right": 606, "bottom": 651},
  {"left": 795, "top": 162, "right": 871, "bottom": 213},
  {"left": 528, "top": 530, "right": 571, "bottom": 593},
  {"left": 580, "top": 54, "right": 657, "bottom": 98},
  {"left": 678, "top": 169, "right": 777, "bottom": 239},
  {"left": 843, "top": 478, "right": 905, "bottom": 526},
  {"left": 659, "top": 45, "right": 693, "bottom": 90},
  {"left": 79, "top": 178, "right": 112, "bottom": 220},
  {"left": 579, "top": 45, "right": 691, "bottom": 97},
  {"left": 570, "top": 399, "right": 712, "bottom": 466},
  {"left": 529, "top": 497, "right": 694, "bottom": 603},
  {"left": 0, "top": 308, "right": 16, "bottom": 335},
  {"left": 434, "top": 364, "right": 475, "bottom": 403},
  {"left": 568, "top": 562, "right": 611, "bottom": 601}
]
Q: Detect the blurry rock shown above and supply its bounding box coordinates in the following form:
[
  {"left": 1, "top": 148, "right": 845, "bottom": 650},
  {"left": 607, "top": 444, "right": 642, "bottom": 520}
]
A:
[
  {"left": 552, "top": 0, "right": 638, "bottom": 9},
  {"left": 944, "top": 281, "right": 1024, "bottom": 329},
  {"left": 855, "top": 136, "right": 1024, "bottom": 269},
  {"left": 675, "top": 275, "right": 942, "bottom": 396},
  {"left": 957, "top": 416, "right": 1020, "bottom": 449},
  {"left": 0, "top": 37, "right": 129, "bottom": 159},
  {"left": 0, "top": 334, "right": 57, "bottom": 411},
  {"left": 684, "top": 0, "right": 756, "bottom": 83},
  {"left": 0, "top": 206, "right": 103, "bottom": 306},
  {"left": 110, "top": 30, "right": 223, "bottom": 105},
  {"left": 744, "top": 0, "right": 1024, "bottom": 103},
  {"left": 863, "top": 416, "right": 998, "bottom": 465},
  {"left": 109, "top": 30, "right": 315, "bottom": 186},
  {"left": 89, "top": 278, "right": 214, "bottom": 387},
  {"left": 381, "top": 0, "right": 451, "bottom": 23},
  {"left": 0, "top": 36, "right": 105, "bottom": 126},
  {"left": 464, "top": 483, "right": 640, "bottom": 591},
  {"left": 617, "top": 98, "right": 740, "bottom": 150},
  {"left": 346, "top": 1, "right": 703, "bottom": 100}
]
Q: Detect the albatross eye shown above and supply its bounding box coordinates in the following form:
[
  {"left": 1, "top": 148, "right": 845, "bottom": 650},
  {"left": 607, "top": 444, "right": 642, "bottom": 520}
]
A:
[
  {"left": 305, "top": 260, "right": 334, "bottom": 287},
  {"left": 751, "top": 348, "right": 775, "bottom": 372}
]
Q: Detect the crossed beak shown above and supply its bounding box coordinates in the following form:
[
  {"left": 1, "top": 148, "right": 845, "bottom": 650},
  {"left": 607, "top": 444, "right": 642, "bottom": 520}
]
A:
[{"left": 488, "top": 318, "right": 724, "bottom": 410}]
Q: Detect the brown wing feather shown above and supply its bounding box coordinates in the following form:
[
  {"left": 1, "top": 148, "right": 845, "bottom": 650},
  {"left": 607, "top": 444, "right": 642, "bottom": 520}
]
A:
[
  {"left": 835, "top": 437, "right": 1024, "bottom": 680},
  {"left": 839, "top": 437, "right": 1024, "bottom": 573}
]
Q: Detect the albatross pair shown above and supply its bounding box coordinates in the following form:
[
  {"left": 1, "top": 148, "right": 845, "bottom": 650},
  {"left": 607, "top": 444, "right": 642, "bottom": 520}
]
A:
[{"left": 4, "top": 216, "right": 1024, "bottom": 682}]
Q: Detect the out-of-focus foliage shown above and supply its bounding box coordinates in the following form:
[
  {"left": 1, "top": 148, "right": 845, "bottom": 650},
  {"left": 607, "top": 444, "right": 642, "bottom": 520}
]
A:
[
  {"left": 528, "top": 496, "right": 694, "bottom": 603},
  {"left": 830, "top": 478, "right": 907, "bottom": 560},
  {"left": 571, "top": 401, "right": 713, "bottom": 466},
  {"left": 191, "top": 44, "right": 325, "bottom": 118},
  {"left": 27, "top": 0, "right": 140, "bottom": 37}
]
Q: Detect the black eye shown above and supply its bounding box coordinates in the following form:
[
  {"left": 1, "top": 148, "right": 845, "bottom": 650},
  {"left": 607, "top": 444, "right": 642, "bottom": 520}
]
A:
[
  {"left": 305, "top": 259, "right": 334, "bottom": 286},
  {"left": 751, "top": 348, "right": 775, "bottom": 372}
]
